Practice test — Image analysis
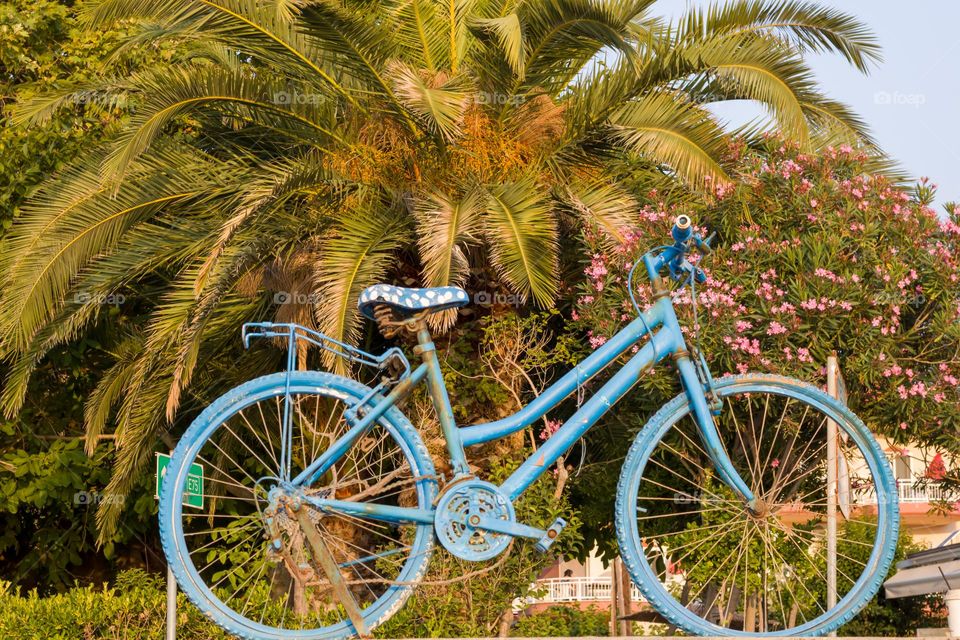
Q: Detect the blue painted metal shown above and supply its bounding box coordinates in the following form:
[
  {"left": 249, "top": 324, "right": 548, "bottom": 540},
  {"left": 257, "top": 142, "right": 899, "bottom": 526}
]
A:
[
  {"left": 416, "top": 326, "right": 470, "bottom": 476},
  {"left": 339, "top": 546, "right": 411, "bottom": 569},
  {"left": 675, "top": 355, "right": 755, "bottom": 503},
  {"left": 500, "top": 325, "right": 679, "bottom": 499},
  {"left": 242, "top": 321, "right": 411, "bottom": 379},
  {"left": 275, "top": 219, "right": 755, "bottom": 509},
  {"left": 254, "top": 217, "right": 756, "bottom": 515},
  {"left": 535, "top": 518, "right": 567, "bottom": 553},
  {"left": 471, "top": 515, "right": 544, "bottom": 539},
  {"left": 303, "top": 495, "right": 436, "bottom": 525},
  {"left": 434, "top": 479, "right": 515, "bottom": 561}
]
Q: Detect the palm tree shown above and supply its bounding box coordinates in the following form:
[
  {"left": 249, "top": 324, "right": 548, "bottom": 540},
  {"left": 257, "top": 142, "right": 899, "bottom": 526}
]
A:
[{"left": 1, "top": 0, "right": 880, "bottom": 538}]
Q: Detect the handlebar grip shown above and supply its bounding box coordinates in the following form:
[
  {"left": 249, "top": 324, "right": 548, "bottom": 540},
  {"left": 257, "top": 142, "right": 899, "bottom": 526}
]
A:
[{"left": 671, "top": 215, "right": 693, "bottom": 244}]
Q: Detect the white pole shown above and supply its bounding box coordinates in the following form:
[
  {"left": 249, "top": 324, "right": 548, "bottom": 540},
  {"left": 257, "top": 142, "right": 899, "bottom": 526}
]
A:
[
  {"left": 945, "top": 589, "right": 960, "bottom": 636},
  {"left": 826, "top": 354, "right": 839, "bottom": 637},
  {"left": 166, "top": 562, "right": 177, "bottom": 639}
]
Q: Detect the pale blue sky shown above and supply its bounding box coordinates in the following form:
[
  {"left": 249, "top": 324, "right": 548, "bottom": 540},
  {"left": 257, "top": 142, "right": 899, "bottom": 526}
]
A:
[{"left": 653, "top": 1, "right": 960, "bottom": 208}]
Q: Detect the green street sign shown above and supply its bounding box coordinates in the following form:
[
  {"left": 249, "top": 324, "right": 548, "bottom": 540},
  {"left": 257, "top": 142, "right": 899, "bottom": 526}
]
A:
[{"left": 156, "top": 452, "right": 204, "bottom": 509}]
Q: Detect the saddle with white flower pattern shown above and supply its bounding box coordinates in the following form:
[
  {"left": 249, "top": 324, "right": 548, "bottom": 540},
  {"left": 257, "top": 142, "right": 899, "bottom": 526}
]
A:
[{"left": 358, "top": 284, "right": 470, "bottom": 320}]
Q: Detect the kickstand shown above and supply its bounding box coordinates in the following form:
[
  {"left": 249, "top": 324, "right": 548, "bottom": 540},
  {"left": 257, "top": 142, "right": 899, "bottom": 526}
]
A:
[{"left": 295, "top": 508, "right": 371, "bottom": 637}]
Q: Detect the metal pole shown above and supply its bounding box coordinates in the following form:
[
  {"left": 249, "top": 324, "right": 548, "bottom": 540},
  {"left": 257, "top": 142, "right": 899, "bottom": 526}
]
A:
[
  {"left": 165, "top": 446, "right": 177, "bottom": 640},
  {"left": 166, "top": 562, "right": 177, "bottom": 640},
  {"left": 826, "top": 353, "right": 839, "bottom": 637}
]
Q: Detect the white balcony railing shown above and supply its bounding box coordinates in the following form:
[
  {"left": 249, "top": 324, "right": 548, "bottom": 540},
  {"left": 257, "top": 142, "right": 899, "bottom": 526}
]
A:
[
  {"left": 852, "top": 479, "right": 956, "bottom": 505},
  {"left": 528, "top": 577, "right": 644, "bottom": 604}
]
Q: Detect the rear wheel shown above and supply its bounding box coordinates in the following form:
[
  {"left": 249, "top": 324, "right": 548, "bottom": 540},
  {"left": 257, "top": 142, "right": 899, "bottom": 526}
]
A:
[
  {"left": 616, "top": 374, "right": 898, "bottom": 636},
  {"left": 159, "top": 371, "right": 437, "bottom": 640}
]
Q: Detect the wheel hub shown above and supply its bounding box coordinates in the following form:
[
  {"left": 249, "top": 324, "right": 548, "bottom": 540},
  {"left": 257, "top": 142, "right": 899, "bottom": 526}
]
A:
[{"left": 748, "top": 497, "right": 772, "bottom": 518}]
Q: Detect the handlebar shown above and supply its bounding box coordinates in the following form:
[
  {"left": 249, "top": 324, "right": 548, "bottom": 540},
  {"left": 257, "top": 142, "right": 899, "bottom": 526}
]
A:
[{"left": 642, "top": 215, "right": 713, "bottom": 285}]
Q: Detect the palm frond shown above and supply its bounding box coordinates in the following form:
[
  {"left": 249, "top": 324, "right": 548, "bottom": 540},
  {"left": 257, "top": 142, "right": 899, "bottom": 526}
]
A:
[
  {"left": 386, "top": 61, "right": 473, "bottom": 142},
  {"left": 609, "top": 90, "right": 731, "bottom": 186},
  {"left": 383, "top": 0, "right": 446, "bottom": 71},
  {"left": 103, "top": 65, "right": 339, "bottom": 177},
  {"left": 413, "top": 187, "right": 483, "bottom": 330},
  {"left": 483, "top": 178, "right": 558, "bottom": 305},
  {"left": 562, "top": 179, "right": 637, "bottom": 246},
  {"left": 84, "top": 333, "right": 144, "bottom": 454},
  {"left": 691, "top": 37, "right": 815, "bottom": 147},
  {"left": 0, "top": 143, "right": 246, "bottom": 352},
  {"left": 469, "top": 13, "right": 525, "bottom": 78},
  {"left": 512, "top": 0, "right": 654, "bottom": 96},
  {"left": 684, "top": 0, "right": 881, "bottom": 73},
  {"left": 314, "top": 204, "right": 409, "bottom": 372},
  {"left": 85, "top": 0, "right": 363, "bottom": 107},
  {"left": 195, "top": 150, "right": 337, "bottom": 295}
]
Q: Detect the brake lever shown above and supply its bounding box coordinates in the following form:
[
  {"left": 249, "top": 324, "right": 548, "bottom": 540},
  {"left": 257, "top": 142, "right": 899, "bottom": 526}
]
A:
[
  {"left": 669, "top": 258, "right": 707, "bottom": 285},
  {"left": 695, "top": 232, "right": 715, "bottom": 254}
]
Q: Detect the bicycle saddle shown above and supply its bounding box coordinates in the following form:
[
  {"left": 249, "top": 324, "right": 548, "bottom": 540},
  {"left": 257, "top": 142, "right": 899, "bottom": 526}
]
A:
[{"left": 358, "top": 284, "right": 470, "bottom": 320}]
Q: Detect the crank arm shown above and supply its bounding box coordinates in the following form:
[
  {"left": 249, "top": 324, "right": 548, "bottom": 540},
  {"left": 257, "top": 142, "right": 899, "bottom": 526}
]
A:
[{"left": 470, "top": 515, "right": 545, "bottom": 540}]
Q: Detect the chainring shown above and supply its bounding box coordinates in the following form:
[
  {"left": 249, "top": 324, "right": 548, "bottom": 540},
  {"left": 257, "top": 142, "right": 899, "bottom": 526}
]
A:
[{"left": 434, "top": 479, "right": 515, "bottom": 562}]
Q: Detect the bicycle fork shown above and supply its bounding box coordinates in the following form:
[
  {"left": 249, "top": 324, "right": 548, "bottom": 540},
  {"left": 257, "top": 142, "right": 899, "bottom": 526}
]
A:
[{"left": 675, "top": 355, "right": 758, "bottom": 509}]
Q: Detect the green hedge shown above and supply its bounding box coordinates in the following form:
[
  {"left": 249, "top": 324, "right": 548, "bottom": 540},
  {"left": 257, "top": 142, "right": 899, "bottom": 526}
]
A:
[
  {"left": 0, "top": 571, "right": 614, "bottom": 639},
  {"left": 0, "top": 570, "right": 227, "bottom": 639},
  {"left": 511, "top": 605, "right": 609, "bottom": 637}
]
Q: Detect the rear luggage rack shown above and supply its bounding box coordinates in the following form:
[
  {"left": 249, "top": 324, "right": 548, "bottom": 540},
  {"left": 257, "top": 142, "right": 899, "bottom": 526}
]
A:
[{"left": 242, "top": 322, "right": 411, "bottom": 381}]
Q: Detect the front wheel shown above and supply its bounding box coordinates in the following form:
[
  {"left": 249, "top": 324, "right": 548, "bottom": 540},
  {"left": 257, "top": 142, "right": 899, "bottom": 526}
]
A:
[{"left": 616, "top": 374, "right": 898, "bottom": 636}]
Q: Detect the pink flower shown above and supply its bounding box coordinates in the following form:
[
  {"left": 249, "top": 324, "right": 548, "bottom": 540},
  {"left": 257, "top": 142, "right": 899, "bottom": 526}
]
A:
[
  {"left": 539, "top": 418, "right": 563, "bottom": 441},
  {"left": 767, "top": 321, "right": 788, "bottom": 335}
]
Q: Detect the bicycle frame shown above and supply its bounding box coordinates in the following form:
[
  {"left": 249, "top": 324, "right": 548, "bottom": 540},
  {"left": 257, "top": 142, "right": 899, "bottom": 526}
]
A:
[{"left": 273, "top": 287, "right": 757, "bottom": 528}]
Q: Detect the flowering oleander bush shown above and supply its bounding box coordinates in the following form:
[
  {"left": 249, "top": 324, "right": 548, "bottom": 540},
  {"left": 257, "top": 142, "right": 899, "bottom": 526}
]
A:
[{"left": 571, "top": 138, "right": 960, "bottom": 457}]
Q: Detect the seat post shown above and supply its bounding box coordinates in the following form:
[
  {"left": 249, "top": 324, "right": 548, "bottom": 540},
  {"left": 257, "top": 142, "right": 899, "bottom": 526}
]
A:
[
  {"left": 410, "top": 318, "right": 470, "bottom": 476},
  {"left": 411, "top": 319, "right": 433, "bottom": 351}
]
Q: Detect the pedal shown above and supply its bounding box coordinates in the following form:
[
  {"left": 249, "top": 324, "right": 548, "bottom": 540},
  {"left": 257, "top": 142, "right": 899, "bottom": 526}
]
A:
[{"left": 534, "top": 518, "right": 567, "bottom": 554}]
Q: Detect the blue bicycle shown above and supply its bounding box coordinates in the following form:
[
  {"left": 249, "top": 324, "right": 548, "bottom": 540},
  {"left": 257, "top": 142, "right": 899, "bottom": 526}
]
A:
[{"left": 159, "top": 216, "right": 898, "bottom": 638}]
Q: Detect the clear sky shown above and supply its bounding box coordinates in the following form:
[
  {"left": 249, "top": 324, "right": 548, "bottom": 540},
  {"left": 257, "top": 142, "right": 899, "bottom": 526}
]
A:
[{"left": 652, "top": 0, "right": 960, "bottom": 209}]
